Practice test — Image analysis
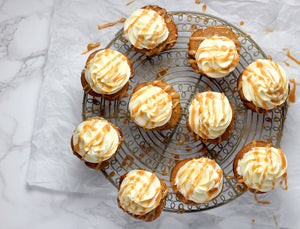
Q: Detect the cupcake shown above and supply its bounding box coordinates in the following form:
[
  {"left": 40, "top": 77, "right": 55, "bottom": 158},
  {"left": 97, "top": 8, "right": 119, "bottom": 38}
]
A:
[
  {"left": 124, "top": 5, "right": 178, "bottom": 56},
  {"left": 81, "top": 49, "right": 134, "bottom": 100},
  {"left": 187, "top": 91, "right": 235, "bottom": 144},
  {"left": 117, "top": 169, "right": 169, "bottom": 222},
  {"left": 188, "top": 26, "right": 241, "bottom": 78},
  {"left": 237, "top": 59, "right": 289, "bottom": 113},
  {"left": 71, "top": 117, "right": 123, "bottom": 170},
  {"left": 170, "top": 157, "right": 224, "bottom": 205},
  {"left": 233, "top": 141, "right": 287, "bottom": 193},
  {"left": 129, "top": 80, "right": 181, "bottom": 131}
]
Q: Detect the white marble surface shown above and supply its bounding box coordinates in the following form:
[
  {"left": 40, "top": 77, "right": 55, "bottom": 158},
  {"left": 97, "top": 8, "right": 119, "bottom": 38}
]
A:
[{"left": 1, "top": 0, "right": 300, "bottom": 228}]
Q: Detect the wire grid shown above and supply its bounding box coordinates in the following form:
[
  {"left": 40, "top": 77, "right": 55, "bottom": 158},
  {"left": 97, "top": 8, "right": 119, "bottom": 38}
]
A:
[{"left": 82, "top": 11, "right": 287, "bottom": 212}]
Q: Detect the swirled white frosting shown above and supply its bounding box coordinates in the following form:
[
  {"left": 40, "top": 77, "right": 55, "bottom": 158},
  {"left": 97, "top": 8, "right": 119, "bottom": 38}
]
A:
[
  {"left": 124, "top": 8, "right": 169, "bottom": 50},
  {"left": 195, "top": 36, "right": 239, "bottom": 78},
  {"left": 237, "top": 146, "right": 287, "bottom": 192},
  {"left": 129, "top": 85, "right": 172, "bottom": 129},
  {"left": 84, "top": 49, "right": 131, "bottom": 95},
  {"left": 118, "top": 170, "right": 162, "bottom": 215},
  {"left": 72, "top": 118, "right": 121, "bottom": 163},
  {"left": 241, "top": 59, "right": 289, "bottom": 110},
  {"left": 188, "top": 91, "right": 233, "bottom": 139},
  {"left": 175, "top": 157, "right": 223, "bottom": 203}
]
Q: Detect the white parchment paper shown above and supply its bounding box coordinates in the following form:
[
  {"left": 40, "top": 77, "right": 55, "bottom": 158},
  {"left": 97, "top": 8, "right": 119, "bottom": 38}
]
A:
[{"left": 27, "top": 0, "right": 300, "bottom": 227}]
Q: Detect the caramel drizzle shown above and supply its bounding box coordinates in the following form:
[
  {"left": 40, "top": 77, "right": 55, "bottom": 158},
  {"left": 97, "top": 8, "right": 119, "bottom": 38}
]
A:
[
  {"left": 195, "top": 0, "right": 201, "bottom": 4},
  {"left": 125, "top": 0, "right": 137, "bottom": 6},
  {"left": 240, "top": 21, "right": 244, "bottom": 26},
  {"left": 283, "top": 48, "right": 300, "bottom": 65},
  {"left": 202, "top": 4, "right": 207, "bottom": 13},
  {"left": 98, "top": 18, "right": 126, "bottom": 30},
  {"left": 86, "top": 49, "right": 128, "bottom": 94},
  {"left": 167, "top": 143, "right": 178, "bottom": 170},
  {"left": 118, "top": 171, "right": 161, "bottom": 215},
  {"left": 274, "top": 215, "right": 278, "bottom": 227},
  {"left": 106, "top": 171, "right": 116, "bottom": 179},
  {"left": 121, "top": 155, "right": 134, "bottom": 170},
  {"left": 254, "top": 191, "right": 270, "bottom": 205},
  {"left": 191, "top": 91, "right": 227, "bottom": 140},
  {"left": 284, "top": 61, "right": 290, "bottom": 67},
  {"left": 288, "top": 78, "right": 300, "bottom": 104},
  {"left": 81, "top": 42, "right": 101, "bottom": 55},
  {"left": 130, "top": 85, "right": 172, "bottom": 129}
]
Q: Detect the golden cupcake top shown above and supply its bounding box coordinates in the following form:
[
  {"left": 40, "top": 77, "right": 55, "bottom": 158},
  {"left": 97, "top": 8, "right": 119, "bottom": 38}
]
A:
[
  {"left": 236, "top": 144, "right": 287, "bottom": 192},
  {"left": 72, "top": 117, "right": 121, "bottom": 163},
  {"left": 129, "top": 83, "right": 173, "bottom": 129},
  {"left": 239, "top": 59, "right": 289, "bottom": 110},
  {"left": 195, "top": 36, "right": 239, "bottom": 78},
  {"left": 124, "top": 7, "right": 169, "bottom": 50},
  {"left": 174, "top": 157, "right": 223, "bottom": 203},
  {"left": 84, "top": 49, "right": 131, "bottom": 95},
  {"left": 188, "top": 91, "right": 233, "bottom": 139},
  {"left": 118, "top": 170, "right": 164, "bottom": 215}
]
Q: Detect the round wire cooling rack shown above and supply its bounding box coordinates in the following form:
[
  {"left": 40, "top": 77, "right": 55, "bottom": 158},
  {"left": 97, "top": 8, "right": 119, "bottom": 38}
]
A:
[{"left": 82, "top": 11, "right": 288, "bottom": 212}]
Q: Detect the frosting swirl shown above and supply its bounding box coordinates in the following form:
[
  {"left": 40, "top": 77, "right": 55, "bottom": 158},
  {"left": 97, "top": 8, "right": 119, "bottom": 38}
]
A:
[
  {"left": 129, "top": 85, "right": 172, "bottom": 129},
  {"left": 124, "top": 8, "right": 169, "bottom": 50},
  {"left": 240, "top": 59, "right": 289, "bottom": 110},
  {"left": 188, "top": 91, "right": 233, "bottom": 139},
  {"left": 237, "top": 146, "right": 287, "bottom": 192},
  {"left": 118, "top": 170, "right": 162, "bottom": 215},
  {"left": 72, "top": 118, "right": 121, "bottom": 163},
  {"left": 84, "top": 49, "right": 131, "bottom": 95},
  {"left": 195, "top": 36, "right": 239, "bottom": 78},
  {"left": 175, "top": 157, "right": 223, "bottom": 203}
]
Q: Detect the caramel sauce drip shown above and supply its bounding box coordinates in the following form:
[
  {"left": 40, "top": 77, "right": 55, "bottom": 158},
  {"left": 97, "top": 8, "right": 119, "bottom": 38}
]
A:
[
  {"left": 254, "top": 191, "right": 270, "bottom": 205},
  {"left": 226, "top": 175, "right": 234, "bottom": 180},
  {"left": 122, "top": 155, "right": 134, "bottom": 170},
  {"left": 195, "top": 0, "right": 201, "bottom": 4},
  {"left": 81, "top": 42, "right": 101, "bottom": 55},
  {"left": 98, "top": 18, "right": 126, "bottom": 30},
  {"left": 283, "top": 48, "right": 300, "bottom": 65},
  {"left": 235, "top": 185, "right": 247, "bottom": 193},
  {"left": 156, "top": 66, "right": 169, "bottom": 79},
  {"left": 106, "top": 172, "right": 116, "bottom": 179},
  {"left": 265, "top": 28, "right": 275, "bottom": 34},
  {"left": 252, "top": 219, "right": 255, "bottom": 223},
  {"left": 274, "top": 215, "right": 278, "bottom": 227},
  {"left": 189, "top": 24, "right": 198, "bottom": 33},
  {"left": 279, "top": 174, "right": 288, "bottom": 190},
  {"left": 81, "top": 107, "right": 101, "bottom": 116},
  {"left": 202, "top": 4, "right": 207, "bottom": 13},
  {"left": 240, "top": 21, "right": 244, "bottom": 26},
  {"left": 288, "top": 78, "right": 300, "bottom": 104},
  {"left": 167, "top": 143, "right": 178, "bottom": 170},
  {"left": 284, "top": 61, "right": 290, "bottom": 67},
  {"left": 140, "top": 147, "right": 153, "bottom": 158},
  {"left": 125, "top": 0, "right": 137, "bottom": 6},
  {"left": 177, "top": 205, "right": 185, "bottom": 214}
]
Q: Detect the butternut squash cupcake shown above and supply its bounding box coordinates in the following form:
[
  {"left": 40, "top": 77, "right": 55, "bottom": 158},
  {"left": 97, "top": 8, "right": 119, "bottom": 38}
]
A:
[
  {"left": 170, "top": 157, "right": 224, "bottom": 205},
  {"left": 124, "top": 5, "right": 177, "bottom": 56},
  {"left": 237, "top": 59, "right": 289, "bottom": 113},
  {"left": 71, "top": 117, "right": 123, "bottom": 170},
  {"left": 81, "top": 49, "right": 134, "bottom": 100},
  {"left": 117, "top": 169, "right": 169, "bottom": 222},
  {"left": 187, "top": 91, "right": 235, "bottom": 144},
  {"left": 188, "top": 26, "right": 240, "bottom": 78},
  {"left": 129, "top": 80, "right": 181, "bottom": 131},
  {"left": 233, "top": 141, "right": 287, "bottom": 193}
]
